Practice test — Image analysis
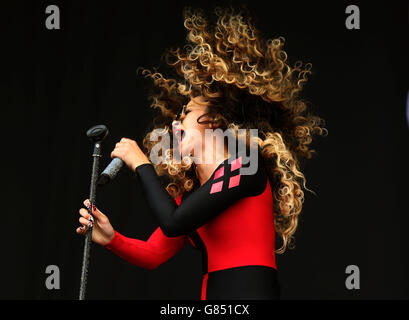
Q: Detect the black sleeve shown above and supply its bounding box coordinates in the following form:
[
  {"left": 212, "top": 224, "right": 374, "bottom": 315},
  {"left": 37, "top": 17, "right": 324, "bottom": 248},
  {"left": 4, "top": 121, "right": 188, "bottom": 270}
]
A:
[{"left": 135, "top": 151, "right": 268, "bottom": 237}]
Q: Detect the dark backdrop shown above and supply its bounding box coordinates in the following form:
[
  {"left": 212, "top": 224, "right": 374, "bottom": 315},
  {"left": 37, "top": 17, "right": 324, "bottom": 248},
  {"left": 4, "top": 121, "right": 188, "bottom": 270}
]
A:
[{"left": 1, "top": 0, "right": 408, "bottom": 300}]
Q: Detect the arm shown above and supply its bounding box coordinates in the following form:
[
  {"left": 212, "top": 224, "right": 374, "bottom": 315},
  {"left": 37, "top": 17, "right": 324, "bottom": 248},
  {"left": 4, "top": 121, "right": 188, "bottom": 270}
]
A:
[
  {"left": 104, "top": 227, "right": 187, "bottom": 270},
  {"left": 77, "top": 198, "right": 186, "bottom": 270},
  {"left": 135, "top": 151, "right": 267, "bottom": 237}
]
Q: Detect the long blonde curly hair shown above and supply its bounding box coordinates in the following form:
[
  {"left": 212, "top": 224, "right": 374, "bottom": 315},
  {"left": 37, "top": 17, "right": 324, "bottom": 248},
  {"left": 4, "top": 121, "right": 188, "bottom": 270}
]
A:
[{"left": 140, "top": 7, "right": 327, "bottom": 254}]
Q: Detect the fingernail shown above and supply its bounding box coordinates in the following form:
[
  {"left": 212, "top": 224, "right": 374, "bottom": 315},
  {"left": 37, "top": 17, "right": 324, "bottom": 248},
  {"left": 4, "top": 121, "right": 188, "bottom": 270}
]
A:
[
  {"left": 88, "top": 216, "right": 94, "bottom": 223},
  {"left": 87, "top": 222, "right": 93, "bottom": 228}
]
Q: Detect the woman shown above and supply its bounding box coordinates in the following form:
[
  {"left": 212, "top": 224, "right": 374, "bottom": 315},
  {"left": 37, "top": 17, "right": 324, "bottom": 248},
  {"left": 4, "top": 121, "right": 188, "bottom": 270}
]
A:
[{"left": 76, "top": 7, "right": 326, "bottom": 300}]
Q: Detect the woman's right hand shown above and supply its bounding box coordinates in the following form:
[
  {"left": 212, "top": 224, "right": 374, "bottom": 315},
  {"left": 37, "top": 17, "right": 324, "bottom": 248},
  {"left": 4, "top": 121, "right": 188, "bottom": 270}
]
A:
[{"left": 76, "top": 199, "right": 115, "bottom": 246}]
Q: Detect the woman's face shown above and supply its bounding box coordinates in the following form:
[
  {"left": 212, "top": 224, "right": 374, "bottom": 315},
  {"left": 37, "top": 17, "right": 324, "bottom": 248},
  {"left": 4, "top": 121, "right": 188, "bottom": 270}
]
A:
[{"left": 172, "top": 96, "right": 212, "bottom": 159}]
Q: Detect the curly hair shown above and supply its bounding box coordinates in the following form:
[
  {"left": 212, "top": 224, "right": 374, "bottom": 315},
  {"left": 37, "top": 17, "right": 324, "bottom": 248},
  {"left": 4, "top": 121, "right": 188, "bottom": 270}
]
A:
[{"left": 140, "top": 7, "right": 327, "bottom": 254}]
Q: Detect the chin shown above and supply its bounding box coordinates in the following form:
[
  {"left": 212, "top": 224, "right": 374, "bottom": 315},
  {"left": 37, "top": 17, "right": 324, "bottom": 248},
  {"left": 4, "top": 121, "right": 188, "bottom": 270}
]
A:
[
  {"left": 174, "top": 143, "right": 187, "bottom": 159},
  {"left": 178, "top": 138, "right": 195, "bottom": 159}
]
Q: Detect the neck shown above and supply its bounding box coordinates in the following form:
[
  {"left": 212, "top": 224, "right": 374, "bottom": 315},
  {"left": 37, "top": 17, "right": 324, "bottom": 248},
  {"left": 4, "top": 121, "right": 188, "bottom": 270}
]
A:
[{"left": 194, "top": 146, "right": 230, "bottom": 186}]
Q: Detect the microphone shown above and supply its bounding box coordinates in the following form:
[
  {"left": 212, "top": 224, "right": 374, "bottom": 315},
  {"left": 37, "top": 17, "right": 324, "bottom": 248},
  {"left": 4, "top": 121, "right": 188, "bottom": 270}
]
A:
[{"left": 97, "top": 157, "right": 124, "bottom": 185}]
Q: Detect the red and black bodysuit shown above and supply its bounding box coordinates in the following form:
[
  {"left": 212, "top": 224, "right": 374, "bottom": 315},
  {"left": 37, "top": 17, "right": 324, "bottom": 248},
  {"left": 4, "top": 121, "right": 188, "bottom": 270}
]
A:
[{"left": 105, "top": 150, "right": 280, "bottom": 300}]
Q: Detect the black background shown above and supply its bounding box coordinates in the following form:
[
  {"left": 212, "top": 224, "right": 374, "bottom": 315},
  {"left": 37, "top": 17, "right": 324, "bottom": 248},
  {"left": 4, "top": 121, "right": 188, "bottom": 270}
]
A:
[{"left": 1, "top": 0, "right": 408, "bottom": 300}]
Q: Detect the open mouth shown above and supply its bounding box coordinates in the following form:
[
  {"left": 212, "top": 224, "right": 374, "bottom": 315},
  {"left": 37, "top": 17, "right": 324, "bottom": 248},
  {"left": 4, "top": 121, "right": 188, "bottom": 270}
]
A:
[{"left": 174, "top": 128, "right": 185, "bottom": 142}]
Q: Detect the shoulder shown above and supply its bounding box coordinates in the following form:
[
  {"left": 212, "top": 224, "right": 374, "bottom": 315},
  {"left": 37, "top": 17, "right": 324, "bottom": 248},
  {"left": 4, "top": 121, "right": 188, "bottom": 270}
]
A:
[{"left": 207, "top": 148, "right": 267, "bottom": 197}]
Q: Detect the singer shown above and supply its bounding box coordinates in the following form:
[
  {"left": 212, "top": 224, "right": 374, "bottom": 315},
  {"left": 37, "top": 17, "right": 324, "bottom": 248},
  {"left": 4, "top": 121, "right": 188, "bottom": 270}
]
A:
[{"left": 76, "top": 7, "right": 326, "bottom": 299}]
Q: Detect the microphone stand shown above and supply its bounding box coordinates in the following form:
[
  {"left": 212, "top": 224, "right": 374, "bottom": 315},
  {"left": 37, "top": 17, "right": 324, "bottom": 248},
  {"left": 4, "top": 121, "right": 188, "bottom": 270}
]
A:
[{"left": 79, "top": 125, "right": 109, "bottom": 300}]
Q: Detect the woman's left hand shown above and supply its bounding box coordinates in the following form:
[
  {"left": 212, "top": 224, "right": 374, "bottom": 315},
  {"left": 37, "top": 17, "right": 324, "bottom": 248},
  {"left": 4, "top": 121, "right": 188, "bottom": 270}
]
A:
[{"left": 111, "top": 138, "right": 150, "bottom": 172}]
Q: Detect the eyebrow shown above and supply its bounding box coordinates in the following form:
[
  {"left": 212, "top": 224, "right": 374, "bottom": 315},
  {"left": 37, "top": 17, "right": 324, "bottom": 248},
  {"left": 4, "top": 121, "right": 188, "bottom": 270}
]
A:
[{"left": 186, "top": 100, "right": 207, "bottom": 111}]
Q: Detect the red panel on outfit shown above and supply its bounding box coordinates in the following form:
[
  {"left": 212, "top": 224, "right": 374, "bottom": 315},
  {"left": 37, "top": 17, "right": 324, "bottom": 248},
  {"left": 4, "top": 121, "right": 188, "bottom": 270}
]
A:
[
  {"left": 201, "top": 273, "right": 209, "bottom": 300},
  {"left": 198, "top": 179, "right": 276, "bottom": 273}
]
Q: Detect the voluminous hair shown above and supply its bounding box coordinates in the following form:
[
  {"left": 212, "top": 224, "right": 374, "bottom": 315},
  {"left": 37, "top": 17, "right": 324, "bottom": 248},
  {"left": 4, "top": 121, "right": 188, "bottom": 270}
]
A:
[{"left": 140, "top": 7, "right": 327, "bottom": 254}]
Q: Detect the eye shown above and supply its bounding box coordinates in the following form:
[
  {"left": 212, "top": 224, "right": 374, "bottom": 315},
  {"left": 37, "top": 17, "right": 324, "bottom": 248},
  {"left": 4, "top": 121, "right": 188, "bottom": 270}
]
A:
[{"left": 175, "top": 105, "right": 186, "bottom": 121}]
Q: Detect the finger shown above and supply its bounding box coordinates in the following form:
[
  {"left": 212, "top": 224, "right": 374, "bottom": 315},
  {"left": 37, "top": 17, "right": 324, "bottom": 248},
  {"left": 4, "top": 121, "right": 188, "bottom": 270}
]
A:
[
  {"left": 83, "top": 199, "right": 96, "bottom": 213},
  {"left": 79, "top": 217, "right": 92, "bottom": 227},
  {"left": 91, "top": 206, "right": 107, "bottom": 223},
  {"left": 78, "top": 224, "right": 91, "bottom": 233},
  {"left": 84, "top": 199, "right": 91, "bottom": 209},
  {"left": 83, "top": 199, "right": 106, "bottom": 220},
  {"left": 111, "top": 149, "right": 122, "bottom": 159},
  {"left": 120, "top": 137, "right": 128, "bottom": 143},
  {"left": 91, "top": 206, "right": 102, "bottom": 219},
  {"left": 79, "top": 208, "right": 91, "bottom": 219},
  {"left": 76, "top": 226, "right": 86, "bottom": 235}
]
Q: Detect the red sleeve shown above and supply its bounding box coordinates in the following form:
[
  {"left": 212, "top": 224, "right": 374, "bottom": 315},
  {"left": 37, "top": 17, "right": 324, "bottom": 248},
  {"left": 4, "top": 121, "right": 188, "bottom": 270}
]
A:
[{"left": 104, "top": 194, "right": 186, "bottom": 270}]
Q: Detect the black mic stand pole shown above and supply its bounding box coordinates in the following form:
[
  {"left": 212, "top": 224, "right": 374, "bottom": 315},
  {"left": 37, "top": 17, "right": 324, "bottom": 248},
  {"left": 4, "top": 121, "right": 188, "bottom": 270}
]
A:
[{"left": 79, "top": 124, "right": 109, "bottom": 300}]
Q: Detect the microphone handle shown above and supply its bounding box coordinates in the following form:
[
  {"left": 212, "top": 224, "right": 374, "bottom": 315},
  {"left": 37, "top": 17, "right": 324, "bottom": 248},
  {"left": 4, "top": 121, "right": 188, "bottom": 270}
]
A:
[{"left": 98, "top": 157, "right": 124, "bottom": 185}]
